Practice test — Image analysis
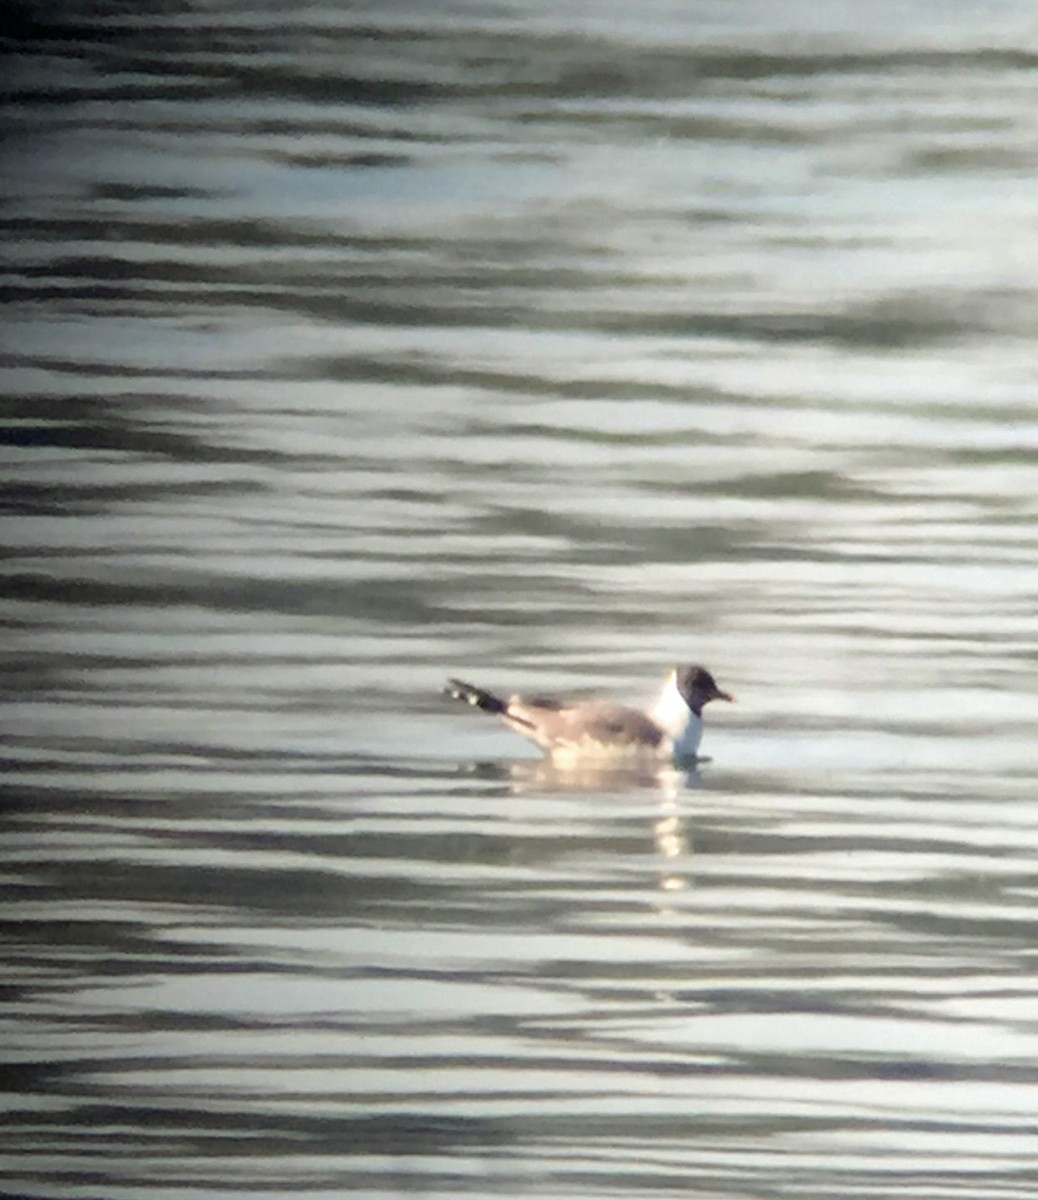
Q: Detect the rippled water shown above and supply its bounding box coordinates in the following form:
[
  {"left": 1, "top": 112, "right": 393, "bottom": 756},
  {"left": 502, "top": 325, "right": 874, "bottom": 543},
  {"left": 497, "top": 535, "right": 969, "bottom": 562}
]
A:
[{"left": 4, "top": 3, "right": 1038, "bottom": 1197}]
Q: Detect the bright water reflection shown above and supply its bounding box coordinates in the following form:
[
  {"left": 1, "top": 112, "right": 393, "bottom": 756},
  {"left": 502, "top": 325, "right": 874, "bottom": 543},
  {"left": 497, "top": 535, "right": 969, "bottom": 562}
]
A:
[{"left": 3, "top": 2, "right": 1038, "bottom": 1197}]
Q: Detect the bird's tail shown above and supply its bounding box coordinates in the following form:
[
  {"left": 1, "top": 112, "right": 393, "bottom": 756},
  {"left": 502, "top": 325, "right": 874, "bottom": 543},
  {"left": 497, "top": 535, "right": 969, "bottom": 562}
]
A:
[{"left": 444, "top": 678, "right": 508, "bottom": 715}]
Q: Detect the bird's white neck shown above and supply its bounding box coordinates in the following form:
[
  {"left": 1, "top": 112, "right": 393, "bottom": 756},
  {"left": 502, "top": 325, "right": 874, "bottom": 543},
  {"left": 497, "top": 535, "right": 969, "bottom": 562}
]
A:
[{"left": 650, "top": 671, "right": 703, "bottom": 758}]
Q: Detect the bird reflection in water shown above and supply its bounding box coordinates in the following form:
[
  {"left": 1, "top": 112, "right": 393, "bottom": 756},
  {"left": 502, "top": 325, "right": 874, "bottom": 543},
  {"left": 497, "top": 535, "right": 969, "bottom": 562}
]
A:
[{"left": 491, "top": 756, "right": 702, "bottom": 896}]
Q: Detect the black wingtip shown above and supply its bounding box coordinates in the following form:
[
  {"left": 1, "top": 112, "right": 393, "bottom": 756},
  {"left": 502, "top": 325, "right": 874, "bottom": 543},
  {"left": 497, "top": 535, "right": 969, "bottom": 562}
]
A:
[{"left": 443, "top": 677, "right": 507, "bottom": 714}]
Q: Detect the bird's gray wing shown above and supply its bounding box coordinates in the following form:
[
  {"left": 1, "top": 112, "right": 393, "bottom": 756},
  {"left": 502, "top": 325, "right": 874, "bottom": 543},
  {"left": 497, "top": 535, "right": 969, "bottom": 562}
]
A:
[{"left": 505, "top": 700, "right": 662, "bottom": 750}]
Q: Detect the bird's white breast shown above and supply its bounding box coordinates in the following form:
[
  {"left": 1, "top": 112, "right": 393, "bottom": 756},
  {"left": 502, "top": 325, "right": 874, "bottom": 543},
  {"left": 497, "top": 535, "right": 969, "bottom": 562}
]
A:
[{"left": 650, "top": 672, "right": 703, "bottom": 759}]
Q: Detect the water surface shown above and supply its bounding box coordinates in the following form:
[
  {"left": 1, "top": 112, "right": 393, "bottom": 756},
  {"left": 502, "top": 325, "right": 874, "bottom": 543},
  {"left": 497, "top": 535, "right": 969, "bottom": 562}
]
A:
[{"left": 3, "top": 2, "right": 1038, "bottom": 1197}]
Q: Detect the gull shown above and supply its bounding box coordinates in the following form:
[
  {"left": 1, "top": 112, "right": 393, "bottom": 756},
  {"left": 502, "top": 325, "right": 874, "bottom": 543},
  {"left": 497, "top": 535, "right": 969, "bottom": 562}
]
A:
[{"left": 445, "top": 664, "right": 732, "bottom": 762}]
